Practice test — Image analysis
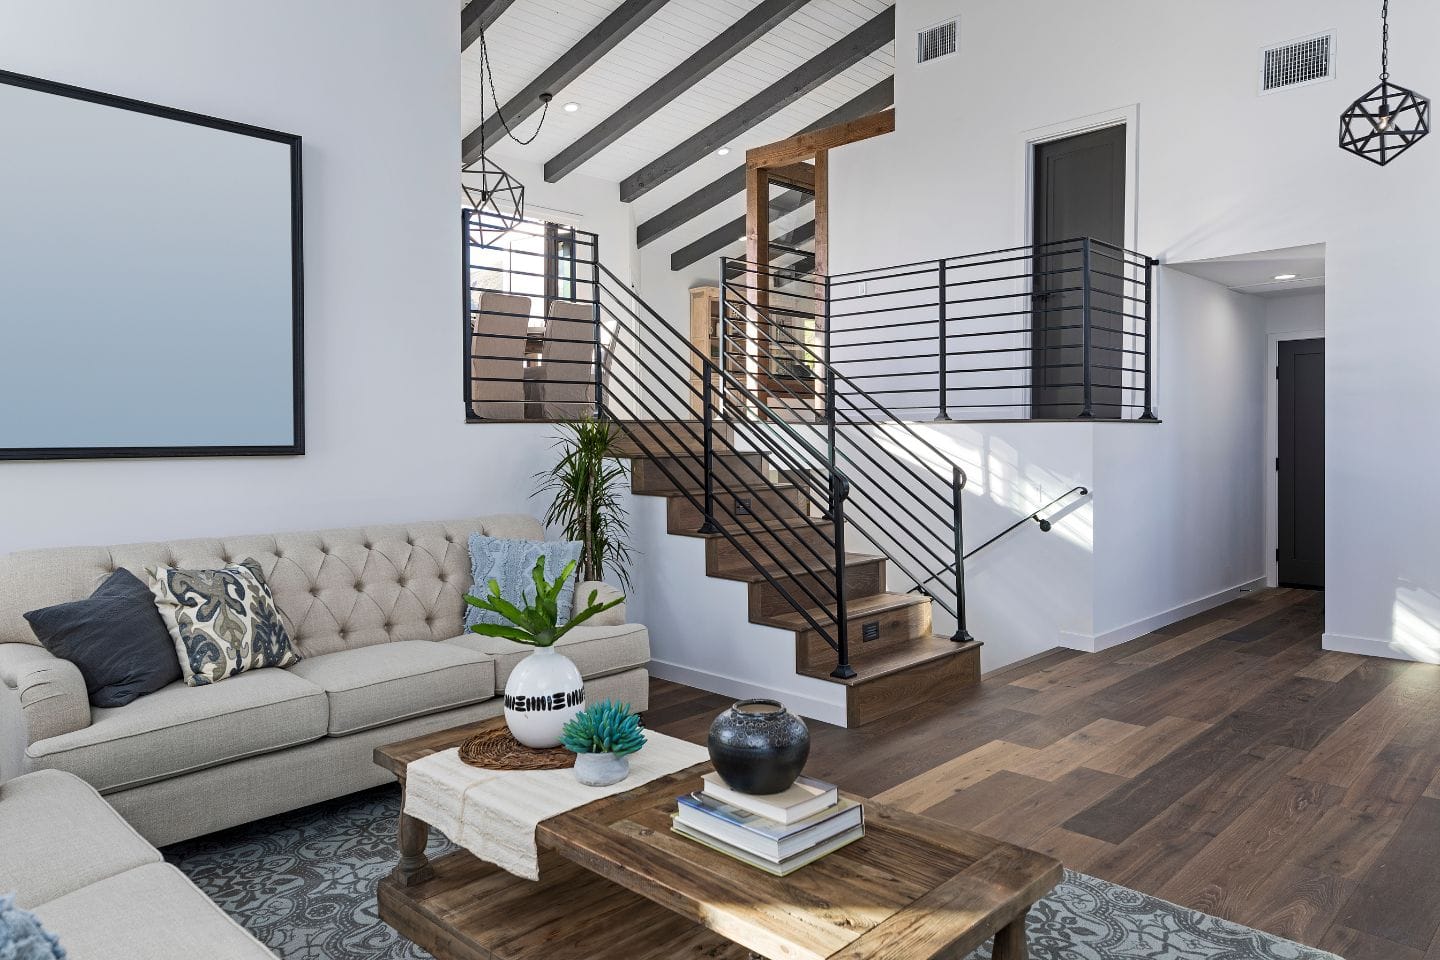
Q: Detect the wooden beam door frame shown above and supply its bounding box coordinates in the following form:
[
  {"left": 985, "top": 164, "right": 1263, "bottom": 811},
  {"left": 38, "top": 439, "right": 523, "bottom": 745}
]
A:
[{"left": 740, "top": 109, "right": 895, "bottom": 410}]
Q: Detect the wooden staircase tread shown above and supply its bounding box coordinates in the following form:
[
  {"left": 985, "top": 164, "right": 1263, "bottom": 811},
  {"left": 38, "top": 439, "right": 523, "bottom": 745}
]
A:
[
  {"left": 709, "top": 552, "right": 885, "bottom": 583},
  {"left": 755, "top": 591, "right": 930, "bottom": 630},
  {"left": 798, "top": 636, "right": 982, "bottom": 686}
]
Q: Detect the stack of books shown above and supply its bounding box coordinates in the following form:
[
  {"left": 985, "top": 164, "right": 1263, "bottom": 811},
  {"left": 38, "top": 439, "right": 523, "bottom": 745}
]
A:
[{"left": 672, "top": 772, "right": 864, "bottom": 876}]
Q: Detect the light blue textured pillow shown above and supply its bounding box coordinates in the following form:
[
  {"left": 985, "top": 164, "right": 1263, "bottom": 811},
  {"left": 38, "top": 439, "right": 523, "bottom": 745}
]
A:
[
  {"left": 465, "top": 535, "right": 584, "bottom": 630},
  {"left": 0, "top": 893, "right": 66, "bottom": 960}
]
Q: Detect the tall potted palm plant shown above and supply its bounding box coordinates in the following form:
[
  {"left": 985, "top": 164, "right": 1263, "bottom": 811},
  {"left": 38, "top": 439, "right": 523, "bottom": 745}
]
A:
[{"left": 537, "top": 419, "right": 634, "bottom": 591}]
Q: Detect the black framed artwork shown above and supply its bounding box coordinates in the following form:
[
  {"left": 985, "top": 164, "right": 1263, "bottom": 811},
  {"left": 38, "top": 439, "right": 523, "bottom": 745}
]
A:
[{"left": 0, "top": 69, "right": 304, "bottom": 460}]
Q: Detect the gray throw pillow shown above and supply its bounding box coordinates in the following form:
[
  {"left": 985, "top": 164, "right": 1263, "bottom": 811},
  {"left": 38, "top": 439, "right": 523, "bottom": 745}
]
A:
[
  {"left": 465, "top": 534, "right": 583, "bottom": 630},
  {"left": 24, "top": 568, "right": 182, "bottom": 707}
]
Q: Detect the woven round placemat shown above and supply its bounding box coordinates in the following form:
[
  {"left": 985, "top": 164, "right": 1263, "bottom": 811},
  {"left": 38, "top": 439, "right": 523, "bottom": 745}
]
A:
[{"left": 458, "top": 726, "right": 575, "bottom": 770}]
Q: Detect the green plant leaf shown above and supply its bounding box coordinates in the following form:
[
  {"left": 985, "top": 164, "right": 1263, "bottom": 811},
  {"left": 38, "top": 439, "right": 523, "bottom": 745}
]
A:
[{"left": 467, "top": 623, "right": 540, "bottom": 645}]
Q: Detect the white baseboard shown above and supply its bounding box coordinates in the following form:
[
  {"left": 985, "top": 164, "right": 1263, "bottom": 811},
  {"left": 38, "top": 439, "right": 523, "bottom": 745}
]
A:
[
  {"left": 1322, "top": 631, "right": 1440, "bottom": 664},
  {"left": 646, "top": 659, "right": 848, "bottom": 727},
  {"left": 1060, "top": 576, "right": 1269, "bottom": 653}
]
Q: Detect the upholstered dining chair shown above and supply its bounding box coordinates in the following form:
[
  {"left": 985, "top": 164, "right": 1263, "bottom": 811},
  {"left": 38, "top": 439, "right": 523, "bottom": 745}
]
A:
[
  {"left": 469, "top": 291, "right": 533, "bottom": 419},
  {"left": 526, "top": 300, "right": 604, "bottom": 420}
]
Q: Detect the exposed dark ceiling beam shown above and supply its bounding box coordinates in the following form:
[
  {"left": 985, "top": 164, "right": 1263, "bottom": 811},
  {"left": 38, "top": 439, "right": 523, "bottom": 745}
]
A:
[
  {"left": 670, "top": 196, "right": 814, "bottom": 271},
  {"left": 462, "top": 0, "right": 671, "bottom": 164},
  {"left": 635, "top": 76, "right": 894, "bottom": 248},
  {"left": 543, "top": 0, "right": 812, "bottom": 184},
  {"left": 619, "top": 6, "right": 893, "bottom": 203},
  {"left": 461, "top": 0, "right": 518, "bottom": 50}
]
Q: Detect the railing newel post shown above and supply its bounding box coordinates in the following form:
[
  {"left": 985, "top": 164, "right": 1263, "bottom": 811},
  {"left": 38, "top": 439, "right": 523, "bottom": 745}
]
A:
[
  {"left": 592, "top": 298, "right": 605, "bottom": 421},
  {"left": 936, "top": 259, "right": 951, "bottom": 421},
  {"left": 698, "top": 371, "right": 718, "bottom": 535},
  {"left": 1079, "top": 237, "right": 1094, "bottom": 419},
  {"left": 830, "top": 473, "right": 856, "bottom": 680},
  {"left": 1139, "top": 256, "right": 1158, "bottom": 421},
  {"left": 951, "top": 464, "right": 974, "bottom": 644}
]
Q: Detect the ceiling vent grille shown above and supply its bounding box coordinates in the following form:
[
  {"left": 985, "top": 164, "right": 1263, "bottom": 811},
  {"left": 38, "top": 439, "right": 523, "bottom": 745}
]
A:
[
  {"left": 1261, "top": 33, "right": 1334, "bottom": 93},
  {"left": 917, "top": 18, "right": 957, "bottom": 65}
]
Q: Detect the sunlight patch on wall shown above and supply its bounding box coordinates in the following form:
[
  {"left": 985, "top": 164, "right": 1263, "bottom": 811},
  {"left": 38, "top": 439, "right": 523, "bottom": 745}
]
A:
[{"left": 1391, "top": 583, "right": 1440, "bottom": 664}]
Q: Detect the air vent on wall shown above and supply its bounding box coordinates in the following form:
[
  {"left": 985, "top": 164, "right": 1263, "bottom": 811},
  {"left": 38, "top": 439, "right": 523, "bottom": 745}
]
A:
[
  {"left": 917, "top": 18, "right": 957, "bottom": 65},
  {"left": 1261, "top": 33, "right": 1334, "bottom": 93}
]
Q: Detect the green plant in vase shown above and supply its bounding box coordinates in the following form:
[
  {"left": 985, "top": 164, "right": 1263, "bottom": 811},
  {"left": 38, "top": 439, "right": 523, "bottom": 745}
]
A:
[
  {"left": 537, "top": 419, "right": 634, "bottom": 591},
  {"left": 464, "top": 557, "right": 624, "bottom": 748},
  {"left": 561, "top": 699, "right": 647, "bottom": 786}
]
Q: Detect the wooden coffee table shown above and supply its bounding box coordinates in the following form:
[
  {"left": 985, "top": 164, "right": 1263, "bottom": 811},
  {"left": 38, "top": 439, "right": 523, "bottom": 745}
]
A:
[{"left": 375, "top": 719, "right": 1061, "bottom": 960}]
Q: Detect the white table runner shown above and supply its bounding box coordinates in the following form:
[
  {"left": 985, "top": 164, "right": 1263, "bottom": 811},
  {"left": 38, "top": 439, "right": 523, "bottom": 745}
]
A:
[{"left": 403, "top": 731, "right": 709, "bottom": 881}]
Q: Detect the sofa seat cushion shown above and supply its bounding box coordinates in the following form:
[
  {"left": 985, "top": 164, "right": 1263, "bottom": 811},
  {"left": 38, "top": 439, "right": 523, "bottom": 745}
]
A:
[
  {"left": 446, "top": 623, "right": 649, "bottom": 689},
  {"left": 285, "top": 640, "right": 495, "bottom": 735},
  {"left": 0, "top": 770, "right": 160, "bottom": 909},
  {"left": 25, "top": 668, "right": 327, "bottom": 794},
  {"left": 33, "top": 863, "right": 275, "bottom": 960}
]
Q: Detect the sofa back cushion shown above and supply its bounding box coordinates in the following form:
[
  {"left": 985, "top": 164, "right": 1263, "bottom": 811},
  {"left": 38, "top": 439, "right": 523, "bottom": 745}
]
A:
[{"left": 0, "top": 515, "right": 544, "bottom": 658}]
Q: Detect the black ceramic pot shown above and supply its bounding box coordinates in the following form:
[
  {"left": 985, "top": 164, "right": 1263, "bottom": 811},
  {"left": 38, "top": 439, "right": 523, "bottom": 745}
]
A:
[{"left": 707, "top": 699, "right": 810, "bottom": 795}]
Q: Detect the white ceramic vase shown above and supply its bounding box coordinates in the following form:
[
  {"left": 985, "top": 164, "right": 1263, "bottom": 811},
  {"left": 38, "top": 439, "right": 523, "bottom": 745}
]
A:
[{"left": 504, "top": 645, "right": 585, "bottom": 748}]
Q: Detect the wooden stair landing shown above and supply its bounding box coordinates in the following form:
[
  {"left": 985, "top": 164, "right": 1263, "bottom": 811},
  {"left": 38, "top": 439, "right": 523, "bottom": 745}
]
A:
[{"left": 621, "top": 420, "right": 980, "bottom": 727}]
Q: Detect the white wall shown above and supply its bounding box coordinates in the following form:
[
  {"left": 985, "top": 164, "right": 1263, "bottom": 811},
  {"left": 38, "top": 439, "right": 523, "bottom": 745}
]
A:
[
  {"left": 827, "top": 0, "right": 1440, "bottom": 663},
  {"left": 1093, "top": 270, "right": 1268, "bottom": 646},
  {"left": 0, "top": 1, "right": 568, "bottom": 554}
]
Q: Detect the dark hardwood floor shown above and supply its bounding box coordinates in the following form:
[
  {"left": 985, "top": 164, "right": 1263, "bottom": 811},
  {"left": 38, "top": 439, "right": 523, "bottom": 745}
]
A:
[{"left": 644, "top": 587, "right": 1440, "bottom": 960}]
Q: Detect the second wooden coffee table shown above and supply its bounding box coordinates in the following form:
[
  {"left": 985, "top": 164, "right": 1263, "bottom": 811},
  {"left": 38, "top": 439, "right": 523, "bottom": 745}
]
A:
[{"left": 375, "top": 718, "right": 1061, "bottom": 960}]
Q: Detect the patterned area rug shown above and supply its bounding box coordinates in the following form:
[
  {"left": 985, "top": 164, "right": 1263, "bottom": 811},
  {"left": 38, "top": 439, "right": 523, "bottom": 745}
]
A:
[{"left": 165, "top": 785, "right": 1342, "bottom": 960}]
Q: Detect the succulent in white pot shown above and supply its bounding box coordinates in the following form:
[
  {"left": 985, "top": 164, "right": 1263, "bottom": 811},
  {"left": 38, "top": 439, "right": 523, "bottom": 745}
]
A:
[
  {"left": 464, "top": 557, "right": 623, "bottom": 749},
  {"left": 561, "top": 700, "right": 647, "bottom": 787}
]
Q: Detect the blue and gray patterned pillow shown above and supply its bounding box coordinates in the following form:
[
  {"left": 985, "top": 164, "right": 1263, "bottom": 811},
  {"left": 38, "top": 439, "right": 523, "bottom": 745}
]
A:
[
  {"left": 0, "top": 893, "right": 65, "bottom": 960},
  {"left": 465, "top": 535, "right": 583, "bottom": 631},
  {"left": 148, "top": 558, "right": 300, "bottom": 686}
]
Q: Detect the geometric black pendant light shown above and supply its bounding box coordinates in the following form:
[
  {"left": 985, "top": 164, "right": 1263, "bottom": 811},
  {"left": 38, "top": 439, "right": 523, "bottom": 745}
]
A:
[{"left": 1340, "top": 0, "right": 1430, "bottom": 165}]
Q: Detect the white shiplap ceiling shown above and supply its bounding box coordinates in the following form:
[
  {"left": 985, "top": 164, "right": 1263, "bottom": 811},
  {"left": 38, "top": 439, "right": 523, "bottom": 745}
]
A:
[{"left": 461, "top": 0, "right": 895, "bottom": 267}]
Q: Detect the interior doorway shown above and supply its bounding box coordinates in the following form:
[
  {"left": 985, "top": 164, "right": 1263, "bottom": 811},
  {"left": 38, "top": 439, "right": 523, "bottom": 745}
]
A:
[
  {"left": 1030, "top": 124, "right": 1127, "bottom": 417},
  {"left": 1277, "top": 338, "right": 1325, "bottom": 588}
]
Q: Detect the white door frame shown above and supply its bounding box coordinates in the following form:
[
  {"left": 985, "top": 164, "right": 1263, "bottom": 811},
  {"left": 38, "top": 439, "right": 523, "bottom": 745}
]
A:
[{"left": 1265, "top": 327, "right": 1325, "bottom": 586}]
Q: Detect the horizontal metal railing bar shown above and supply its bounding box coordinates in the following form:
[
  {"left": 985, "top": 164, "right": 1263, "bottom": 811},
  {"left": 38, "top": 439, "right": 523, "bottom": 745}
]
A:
[
  {"left": 468, "top": 267, "right": 600, "bottom": 285},
  {"left": 828, "top": 302, "right": 943, "bottom": 322},
  {"left": 720, "top": 278, "right": 825, "bottom": 301},
  {"left": 828, "top": 282, "right": 947, "bottom": 304},
  {"left": 831, "top": 333, "right": 939, "bottom": 349}
]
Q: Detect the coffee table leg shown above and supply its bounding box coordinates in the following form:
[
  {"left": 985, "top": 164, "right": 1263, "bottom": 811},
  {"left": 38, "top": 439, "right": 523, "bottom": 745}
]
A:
[
  {"left": 392, "top": 784, "right": 434, "bottom": 887},
  {"left": 992, "top": 907, "right": 1029, "bottom": 960}
]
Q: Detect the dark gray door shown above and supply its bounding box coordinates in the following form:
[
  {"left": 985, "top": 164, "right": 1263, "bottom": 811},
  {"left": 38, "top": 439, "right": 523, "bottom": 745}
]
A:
[
  {"left": 1031, "top": 125, "right": 1126, "bottom": 418},
  {"left": 1278, "top": 338, "right": 1325, "bottom": 588}
]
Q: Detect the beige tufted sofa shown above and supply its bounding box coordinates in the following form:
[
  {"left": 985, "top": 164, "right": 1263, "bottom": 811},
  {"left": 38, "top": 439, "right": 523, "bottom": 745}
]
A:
[{"left": 0, "top": 515, "right": 649, "bottom": 846}]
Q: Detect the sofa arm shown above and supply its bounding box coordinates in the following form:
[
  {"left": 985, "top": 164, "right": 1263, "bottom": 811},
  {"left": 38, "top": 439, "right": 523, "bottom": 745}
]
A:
[
  {"left": 573, "top": 581, "right": 626, "bottom": 626},
  {"left": 0, "top": 643, "right": 91, "bottom": 747}
]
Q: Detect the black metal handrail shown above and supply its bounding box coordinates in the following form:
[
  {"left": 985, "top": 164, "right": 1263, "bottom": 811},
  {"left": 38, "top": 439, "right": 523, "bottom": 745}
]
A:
[{"left": 910, "top": 485, "right": 1090, "bottom": 598}]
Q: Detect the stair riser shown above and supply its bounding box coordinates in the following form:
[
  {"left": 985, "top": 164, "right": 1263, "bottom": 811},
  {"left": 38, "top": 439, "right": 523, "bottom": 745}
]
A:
[
  {"left": 795, "top": 601, "right": 934, "bottom": 672},
  {"left": 750, "top": 558, "right": 886, "bottom": 621},
  {"left": 666, "top": 486, "right": 811, "bottom": 534},
  {"left": 844, "top": 643, "right": 981, "bottom": 727},
  {"left": 631, "top": 453, "right": 768, "bottom": 495},
  {"left": 704, "top": 526, "right": 834, "bottom": 569}
]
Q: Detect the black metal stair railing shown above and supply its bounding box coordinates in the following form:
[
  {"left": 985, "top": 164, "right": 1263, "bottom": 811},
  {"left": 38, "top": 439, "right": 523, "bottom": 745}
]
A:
[{"left": 718, "top": 265, "right": 977, "bottom": 643}]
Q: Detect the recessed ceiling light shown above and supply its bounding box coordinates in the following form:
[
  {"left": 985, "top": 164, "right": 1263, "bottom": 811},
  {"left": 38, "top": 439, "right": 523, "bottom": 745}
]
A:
[
  {"left": 1273, "top": 273, "right": 1298, "bottom": 281},
  {"left": 562, "top": 102, "right": 580, "bottom": 113},
  {"left": 716, "top": 146, "right": 731, "bottom": 156}
]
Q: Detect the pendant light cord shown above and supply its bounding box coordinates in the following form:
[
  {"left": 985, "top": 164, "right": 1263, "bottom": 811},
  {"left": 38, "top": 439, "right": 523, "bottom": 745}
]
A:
[
  {"left": 1380, "top": 0, "right": 1390, "bottom": 80},
  {"left": 478, "top": 27, "right": 550, "bottom": 154}
]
